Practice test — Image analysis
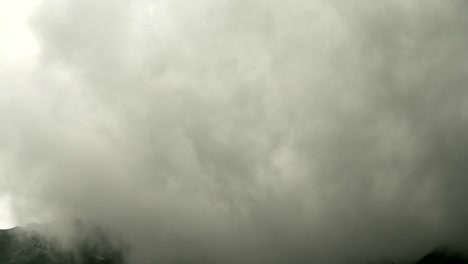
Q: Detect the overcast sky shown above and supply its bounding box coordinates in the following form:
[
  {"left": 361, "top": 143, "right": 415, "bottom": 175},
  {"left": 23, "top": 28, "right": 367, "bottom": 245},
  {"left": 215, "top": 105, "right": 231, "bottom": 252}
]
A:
[{"left": 1, "top": 0, "right": 468, "bottom": 263}]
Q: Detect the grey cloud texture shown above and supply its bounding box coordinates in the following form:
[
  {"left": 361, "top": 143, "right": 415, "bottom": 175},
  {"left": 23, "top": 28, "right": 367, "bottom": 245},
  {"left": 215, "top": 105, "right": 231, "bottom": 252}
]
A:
[{"left": 1, "top": 0, "right": 468, "bottom": 263}]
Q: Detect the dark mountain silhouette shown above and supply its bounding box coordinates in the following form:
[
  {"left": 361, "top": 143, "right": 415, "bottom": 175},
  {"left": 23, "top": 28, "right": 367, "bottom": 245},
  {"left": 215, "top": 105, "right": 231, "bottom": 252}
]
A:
[
  {"left": 0, "top": 225, "right": 124, "bottom": 264},
  {"left": 414, "top": 247, "right": 468, "bottom": 264},
  {"left": 2, "top": 225, "right": 468, "bottom": 264}
]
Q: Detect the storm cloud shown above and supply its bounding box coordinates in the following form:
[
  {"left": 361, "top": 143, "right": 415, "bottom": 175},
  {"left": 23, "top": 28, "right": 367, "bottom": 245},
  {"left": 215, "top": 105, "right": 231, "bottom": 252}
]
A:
[{"left": 1, "top": 0, "right": 468, "bottom": 263}]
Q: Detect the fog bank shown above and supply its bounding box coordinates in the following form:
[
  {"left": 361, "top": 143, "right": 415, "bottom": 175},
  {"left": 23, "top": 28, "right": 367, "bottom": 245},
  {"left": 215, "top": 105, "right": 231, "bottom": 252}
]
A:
[{"left": 1, "top": 0, "right": 468, "bottom": 263}]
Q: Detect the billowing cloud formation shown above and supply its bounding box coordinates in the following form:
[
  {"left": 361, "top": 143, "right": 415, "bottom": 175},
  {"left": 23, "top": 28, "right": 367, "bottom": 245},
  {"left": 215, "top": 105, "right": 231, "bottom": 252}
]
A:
[{"left": 1, "top": 0, "right": 468, "bottom": 263}]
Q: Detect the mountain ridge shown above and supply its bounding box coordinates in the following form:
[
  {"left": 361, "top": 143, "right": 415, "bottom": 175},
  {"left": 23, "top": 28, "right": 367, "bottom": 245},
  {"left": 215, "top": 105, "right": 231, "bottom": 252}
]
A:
[
  {"left": 1, "top": 226, "right": 468, "bottom": 264},
  {"left": 0, "top": 224, "right": 124, "bottom": 264}
]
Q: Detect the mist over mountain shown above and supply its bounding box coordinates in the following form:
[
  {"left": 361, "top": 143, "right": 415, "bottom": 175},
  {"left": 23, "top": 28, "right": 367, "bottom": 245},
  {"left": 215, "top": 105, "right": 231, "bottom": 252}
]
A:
[
  {"left": 1, "top": 0, "right": 468, "bottom": 263},
  {"left": 0, "top": 223, "right": 124, "bottom": 264},
  {"left": 1, "top": 224, "right": 468, "bottom": 264}
]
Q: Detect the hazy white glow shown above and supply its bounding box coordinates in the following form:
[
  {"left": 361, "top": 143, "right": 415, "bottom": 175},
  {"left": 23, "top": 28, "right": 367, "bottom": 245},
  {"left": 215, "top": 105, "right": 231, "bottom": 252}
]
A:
[
  {"left": 0, "top": 195, "right": 15, "bottom": 229},
  {"left": 0, "top": 0, "right": 41, "bottom": 229},
  {"left": 0, "top": 0, "right": 40, "bottom": 62}
]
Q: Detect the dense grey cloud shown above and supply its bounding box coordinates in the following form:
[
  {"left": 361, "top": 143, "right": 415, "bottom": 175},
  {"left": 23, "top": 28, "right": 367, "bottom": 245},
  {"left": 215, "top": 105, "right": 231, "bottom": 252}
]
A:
[{"left": 1, "top": 0, "right": 468, "bottom": 263}]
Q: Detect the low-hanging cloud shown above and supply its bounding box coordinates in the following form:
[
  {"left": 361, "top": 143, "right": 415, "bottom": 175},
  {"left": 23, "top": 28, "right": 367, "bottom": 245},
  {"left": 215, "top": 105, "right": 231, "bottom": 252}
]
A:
[{"left": 1, "top": 0, "right": 468, "bottom": 263}]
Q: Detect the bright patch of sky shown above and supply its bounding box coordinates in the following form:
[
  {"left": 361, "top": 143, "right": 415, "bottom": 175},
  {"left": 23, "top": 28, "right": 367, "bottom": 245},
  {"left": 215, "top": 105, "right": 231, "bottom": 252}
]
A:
[
  {"left": 0, "top": 195, "right": 15, "bottom": 229},
  {"left": 0, "top": 0, "right": 40, "bottom": 62},
  {"left": 0, "top": 0, "right": 41, "bottom": 229}
]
